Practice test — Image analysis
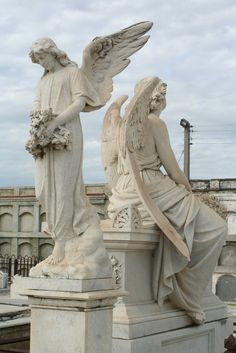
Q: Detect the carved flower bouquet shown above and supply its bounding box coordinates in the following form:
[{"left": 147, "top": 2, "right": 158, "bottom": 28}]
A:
[{"left": 25, "top": 108, "right": 72, "bottom": 159}]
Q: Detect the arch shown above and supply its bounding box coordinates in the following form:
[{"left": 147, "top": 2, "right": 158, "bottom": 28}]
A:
[
  {"left": 0, "top": 213, "right": 13, "bottom": 232},
  {"left": 19, "top": 212, "right": 33, "bottom": 232},
  {"left": 39, "top": 243, "right": 53, "bottom": 259},
  {"left": 19, "top": 242, "right": 32, "bottom": 257},
  {"left": 227, "top": 211, "right": 236, "bottom": 235},
  {"left": 216, "top": 274, "right": 236, "bottom": 302},
  {"left": 219, "top": 245, "right": 236, "bottom": 266},
  {"left": 40, "top": 212, "right": 47, "bottom": 232},
  {"left": 0, "top": 242, "right": 11, "bottom": 256}
]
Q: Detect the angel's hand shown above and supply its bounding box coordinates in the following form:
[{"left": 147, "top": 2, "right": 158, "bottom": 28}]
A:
[{"left": 45, "top": 120, "right": 57, "bottom": 139}]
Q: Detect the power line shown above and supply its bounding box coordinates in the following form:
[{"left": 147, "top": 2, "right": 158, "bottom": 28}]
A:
[
  {"left": 192, "top": 138, "right": 235, "bottom": 140},
  {"left": 195, "top": 124, "right": 236, "bottom": 127},
  {"left": 193, "top": 129, "right": 236, "bottom": 132},
  {"left": 192, "top": 142, "right": 236, "bottom": 145}
]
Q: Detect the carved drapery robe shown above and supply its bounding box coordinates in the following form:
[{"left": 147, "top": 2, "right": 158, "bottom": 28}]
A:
[
  {"left": 33, "top": 65, "right": 102, "bottom": 241},
  {"left": 108, "top": 119, "right": 226, "bottom": 314}
]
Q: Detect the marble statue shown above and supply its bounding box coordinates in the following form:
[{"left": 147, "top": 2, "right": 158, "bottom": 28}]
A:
[
  {"left": 102, "top": 76, "right": 227, "bottom": 324},
  {"left": 26, "top": 21, "right": 153, "bottom": 279}
]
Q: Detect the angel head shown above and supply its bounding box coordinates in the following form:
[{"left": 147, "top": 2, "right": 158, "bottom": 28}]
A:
[
  {"left": 134, "top": 76, "right": 167, "bottom": 115},
  {"left": 29, "top": 37, "right": 76, "bottom": 75},
  {"left": 149, "top": 79, "right": 167, "bottom": 114}
]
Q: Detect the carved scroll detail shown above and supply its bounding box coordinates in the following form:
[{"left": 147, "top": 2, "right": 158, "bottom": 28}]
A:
[{"left": 112, "top": 204, "right": 143, "bottom": 230}]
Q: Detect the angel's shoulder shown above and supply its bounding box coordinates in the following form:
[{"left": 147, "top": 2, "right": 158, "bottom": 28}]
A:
[
  {"left": 148, "top": 114, "right": 167, "bottom": 131},
  {"left": 66, "top": 64, "right": 79, "bottom": 74}
]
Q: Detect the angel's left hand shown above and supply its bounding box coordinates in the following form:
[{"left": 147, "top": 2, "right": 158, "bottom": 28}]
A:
[{"left": 45, "top": 121, "right": 57, "bottom": 139}]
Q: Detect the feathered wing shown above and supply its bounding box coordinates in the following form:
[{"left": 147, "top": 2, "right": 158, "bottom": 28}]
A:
[
  {"left": 118, "top": 77, "right": 160, "bottom": 157},
  {"left": 81, "top": 21, "right": 153, "bottom": 106},
  {"left": 101, "top": 95, "right": 128, "bottom": 187},
  {"left": 118, "top": 77, "right": 190, "bottom": 260}
]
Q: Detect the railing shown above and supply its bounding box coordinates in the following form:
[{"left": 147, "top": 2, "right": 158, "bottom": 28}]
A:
[{"left": 0, "top": 255, "right": 43, "bottom": 282}]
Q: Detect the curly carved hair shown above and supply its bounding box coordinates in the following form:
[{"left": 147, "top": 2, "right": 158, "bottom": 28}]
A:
[{"left": 134, "top": 76, "right": 167, "bottom": 113}]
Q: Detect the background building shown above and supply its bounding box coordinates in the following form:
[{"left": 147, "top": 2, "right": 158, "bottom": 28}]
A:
[{"left": 0, "top": 179, "right": 235, "bottom": 265}]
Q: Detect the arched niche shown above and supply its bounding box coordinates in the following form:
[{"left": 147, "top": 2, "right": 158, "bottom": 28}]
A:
[
  {"left": 0, "top": 242, "right": 11, "bottom": 256},
  {"left": 0, "top": 213, "right": 13, "bottom": 232},
  {"left": 39, "top": 243, "right": 53, "bottom": 259},
  {"left": 219, "top": 245, "right": 236, "bottom": 266},
  {"left": 40, "top": 212, "right": 47, "bottom": 232},
  {"left": 216, "top": 274, "right": 236, "bottom": 302},
  {"left": 227, "top": 211, "right": 236, "bottom": 235},
  {"left": 19, "top": 212, "right": 33, "bottom": 232},
  {"left": 19, "top": 243, "right": 32, "bottom": 257}
]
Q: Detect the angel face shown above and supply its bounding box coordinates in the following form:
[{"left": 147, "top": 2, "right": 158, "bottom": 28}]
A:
[
  {"left": 29, "top": 37, "right": 73, "bottom": 73},
  {"left": 34, "top": 51, "right": 58, "bottom": 72},
  {"left": 149, "top": 82, "right": 167, "bottom": 113}
]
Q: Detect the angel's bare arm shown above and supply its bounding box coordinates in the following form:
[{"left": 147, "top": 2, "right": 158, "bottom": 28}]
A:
[
  {"left": 149, "top": 114, "right": 192, "bottom": 192},
  {"left": 54, "top": 97, "right": 86, "bottom": 127},
  {"left": 46, "top": 97, "right": 86, "bottom": 136}
]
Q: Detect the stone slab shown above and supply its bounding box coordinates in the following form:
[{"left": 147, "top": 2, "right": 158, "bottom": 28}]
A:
[
  {"left": 112, "top": 294, "right": 229, "bottom": 340},
  {"left": 0, "top": 304, "right": 30, "bottom": 318},
  {"left": 112, "top": 317, "right": 233, "bottom": 353},
  {"left": 14, "top": 276, "right": 114, "bottom": 293}
]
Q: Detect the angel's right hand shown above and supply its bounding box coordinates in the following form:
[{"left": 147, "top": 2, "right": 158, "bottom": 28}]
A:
[{"left": 44, "top": 121, "right": 57, "bottom": 139}]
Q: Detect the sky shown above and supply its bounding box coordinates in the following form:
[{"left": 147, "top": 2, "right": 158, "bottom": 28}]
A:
[{"left": 0, "top": 0, "right": 236, "bottom": 186}]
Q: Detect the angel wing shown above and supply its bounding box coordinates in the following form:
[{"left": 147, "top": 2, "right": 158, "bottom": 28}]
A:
[
  {"left": 81, "top": 21, "right": 153, "bottom": 106},
  {"left": 118, "top": 76, "right": 160, "bottom": 158},
  {"left": 117, "top": 77, "right": 190, "bottom": 260},
  {"left": 101, "top": 95, "right": 128, "bottom": 187}
]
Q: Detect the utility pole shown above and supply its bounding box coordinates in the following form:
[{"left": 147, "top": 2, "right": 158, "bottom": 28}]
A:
[{"left": 180, "top": 118, "right": 192, "bottom": 180}]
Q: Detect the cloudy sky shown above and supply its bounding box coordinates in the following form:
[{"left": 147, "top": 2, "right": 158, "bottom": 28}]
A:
[{"left": 0, "top": 0, "right": 236, "bottom": 186}]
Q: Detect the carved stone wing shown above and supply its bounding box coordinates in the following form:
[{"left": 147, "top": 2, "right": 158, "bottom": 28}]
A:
[
  {"left": 101, "top": 95, "right": 128, "bottom": 188},
  {"left": 118, "top": 77, "right": 160, "bottom": 158},
  {"left": 119, "top": 77, "right": 190, "bottom": 261},
  {"left": 81, "top": 21, "right": 153, "bottom": 106}
]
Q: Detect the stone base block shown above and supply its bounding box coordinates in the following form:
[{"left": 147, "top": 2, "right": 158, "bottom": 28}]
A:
[
  {"left": 21, "top": 287, "right": 123, "bottom": 353},
  {"left": 112, "top": 317, "right": 233, "bottom": 353}
]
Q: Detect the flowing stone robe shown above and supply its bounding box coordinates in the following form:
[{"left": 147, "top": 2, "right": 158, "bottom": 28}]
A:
[
  {"left": 32, "top": 65, "right": 103, "bottom": 242},
  {"left": 108, "top": 118, "right": 226, "bottom": 314}
]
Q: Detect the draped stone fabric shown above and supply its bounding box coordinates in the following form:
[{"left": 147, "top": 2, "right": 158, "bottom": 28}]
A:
[
  {"left": 32, "top": 65, "right": 103, "bottom": 241},
  {"left": 108, "top": 151, "right": 226, "bottom": 314}
]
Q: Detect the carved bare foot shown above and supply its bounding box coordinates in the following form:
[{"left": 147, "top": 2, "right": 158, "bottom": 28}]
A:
[
  {"left": 187, "top": 310, "right": 206, "bottom": 325},
  {"left": 45, "top": 241, "right": 65, "bottom": 265}
]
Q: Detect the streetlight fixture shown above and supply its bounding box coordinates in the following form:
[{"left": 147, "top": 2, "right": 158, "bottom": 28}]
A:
[{"left": 180, "top": 118, "right": 192, "bottom": 180}]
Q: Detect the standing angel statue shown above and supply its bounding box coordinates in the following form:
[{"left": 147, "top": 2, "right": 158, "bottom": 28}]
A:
[
  {"left": 102, "top": 76, "right": 226, "bottom": 324},
  {"left": 26, "top": 21, "right": 153, "bottom": 279}
]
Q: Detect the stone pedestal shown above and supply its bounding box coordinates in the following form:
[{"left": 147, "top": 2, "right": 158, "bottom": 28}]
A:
[
  {"left": 20, "top": 278, "right": 124, "bottom": 353},
  {"left": 103, "top": 227, "right": 233, "bottom": 353}
]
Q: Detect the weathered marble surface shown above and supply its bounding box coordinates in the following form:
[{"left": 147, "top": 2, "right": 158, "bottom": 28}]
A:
[
  {"left": 102, "top": 77, "right": 226, "bottom": 324},
  {"left": 12, "top": 275, "right": 114, "bottom": 293},
  {"left": 102, "top": 224, "right": 233, "bottom": 353},
  {"left": 27, "top": 22, "right": 152, "bottom": 278},
  {"left": 21, "top": 286, "right": 124, "bottom": 353}
]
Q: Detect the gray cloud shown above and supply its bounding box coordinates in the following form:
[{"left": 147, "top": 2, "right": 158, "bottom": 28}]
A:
[{"left": 0, "top": 0, "right": 236, "bottom": 186}]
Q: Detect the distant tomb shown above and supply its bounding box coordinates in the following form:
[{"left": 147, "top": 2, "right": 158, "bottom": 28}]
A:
[{"left": 216, "top": 274, "right": 236, "bottom": 302}]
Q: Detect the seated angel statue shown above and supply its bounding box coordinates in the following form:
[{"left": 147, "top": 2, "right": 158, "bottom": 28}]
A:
[{"left": 101, "top": 76, "right": 226, "bottom": 324}]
